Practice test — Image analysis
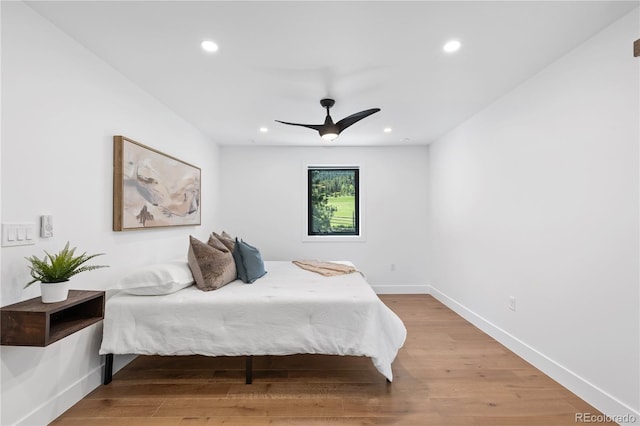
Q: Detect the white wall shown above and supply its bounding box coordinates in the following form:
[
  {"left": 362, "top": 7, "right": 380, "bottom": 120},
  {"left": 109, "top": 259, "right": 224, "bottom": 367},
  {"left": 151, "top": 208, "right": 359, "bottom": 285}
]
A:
[
  {"left": 1, "top": 3, "right": 219, "bottom": 424},
  {"left": 219, "top": 145, "right": 429, "bottom": 293},
  {"left": 428, "top": 8, "right": 639, "bottom": 422},
  {"left": 2, "top": 1, "right": 636, "bottom": 424}
]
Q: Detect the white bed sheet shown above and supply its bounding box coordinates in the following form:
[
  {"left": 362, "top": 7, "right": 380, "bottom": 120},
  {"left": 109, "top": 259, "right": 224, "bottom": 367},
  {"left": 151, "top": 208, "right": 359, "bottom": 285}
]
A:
[{"left": 99, "top": 261, "right": 407, "bottom": 381}]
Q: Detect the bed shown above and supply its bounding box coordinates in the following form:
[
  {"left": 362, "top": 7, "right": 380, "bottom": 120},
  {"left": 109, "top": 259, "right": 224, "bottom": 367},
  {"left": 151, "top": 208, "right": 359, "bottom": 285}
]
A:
[{"left": 99, "top": 261, "right": 407, "bottom": 384}]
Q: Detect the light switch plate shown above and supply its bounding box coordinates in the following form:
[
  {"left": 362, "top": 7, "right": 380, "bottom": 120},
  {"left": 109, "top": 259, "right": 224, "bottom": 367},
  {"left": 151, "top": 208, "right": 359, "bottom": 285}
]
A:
[{"left": 2, "top": 223, "right": 37, "bottom": 247}]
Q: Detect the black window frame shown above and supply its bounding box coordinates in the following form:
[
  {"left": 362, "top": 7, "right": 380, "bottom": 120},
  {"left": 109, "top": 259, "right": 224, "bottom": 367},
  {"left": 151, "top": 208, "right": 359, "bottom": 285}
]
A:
[{"left": 307, "top": 167, "right": 360, "bottom": 236}]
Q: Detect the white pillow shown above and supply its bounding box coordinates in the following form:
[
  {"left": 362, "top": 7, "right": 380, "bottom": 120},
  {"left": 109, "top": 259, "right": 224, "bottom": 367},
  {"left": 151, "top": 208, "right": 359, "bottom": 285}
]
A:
[{"left": 114, "top": 260, "right": 194, "bottom": 295}]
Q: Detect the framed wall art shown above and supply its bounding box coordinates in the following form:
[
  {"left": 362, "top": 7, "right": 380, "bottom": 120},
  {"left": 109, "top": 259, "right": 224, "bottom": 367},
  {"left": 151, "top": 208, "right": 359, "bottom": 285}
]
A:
[{"left": 113, "top": 136, "right": 201, "bottom": 231}]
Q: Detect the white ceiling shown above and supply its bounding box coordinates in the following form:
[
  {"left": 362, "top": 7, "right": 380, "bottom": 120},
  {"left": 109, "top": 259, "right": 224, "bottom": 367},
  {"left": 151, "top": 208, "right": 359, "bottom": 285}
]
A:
[{"left": 26, "top": 1, "right": 638, "bottom": 146}]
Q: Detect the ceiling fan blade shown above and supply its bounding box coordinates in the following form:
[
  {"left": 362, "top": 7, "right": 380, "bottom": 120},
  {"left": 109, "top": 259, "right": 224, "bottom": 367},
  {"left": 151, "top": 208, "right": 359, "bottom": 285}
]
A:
[
  {"left": 336, "top": 108, "right": 381, "bottom": 133},
  {"left": 274, "top": 120, "right": 324, "bottom": 131}
]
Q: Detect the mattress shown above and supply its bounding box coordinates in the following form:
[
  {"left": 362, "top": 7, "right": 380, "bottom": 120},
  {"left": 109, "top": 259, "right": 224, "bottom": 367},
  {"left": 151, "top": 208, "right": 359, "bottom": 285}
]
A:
[{"left": 99, "top": 261, "right": 407, "bottom": 381}]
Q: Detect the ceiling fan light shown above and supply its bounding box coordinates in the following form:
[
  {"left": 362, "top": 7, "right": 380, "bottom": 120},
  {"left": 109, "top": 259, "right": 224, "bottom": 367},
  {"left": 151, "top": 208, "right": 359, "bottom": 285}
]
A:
[
  {"left": 321, "top": 132, "right": 339, "bottom": 141},
  {"left": 320, "top": 123, "right": 340, "bottom": 141}
]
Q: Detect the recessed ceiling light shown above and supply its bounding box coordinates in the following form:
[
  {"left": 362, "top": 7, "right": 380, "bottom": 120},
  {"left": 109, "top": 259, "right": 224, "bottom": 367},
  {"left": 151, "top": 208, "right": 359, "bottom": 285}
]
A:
[
  {"left": 443, "top": 40, "right": 461, "bottom": 53},
  {"left": 259, "top": 127, "right": 268, "bottom": 133},
  {"left": 384, "top": 127, "right": 392, "bottom": 133},
  {"left": 200, "top": 40, "right": 219, "bottom": 53}
]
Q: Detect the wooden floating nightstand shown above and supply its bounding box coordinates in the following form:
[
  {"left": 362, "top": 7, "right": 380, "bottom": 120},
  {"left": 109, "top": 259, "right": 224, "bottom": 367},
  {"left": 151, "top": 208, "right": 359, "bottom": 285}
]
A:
[{"left": 0, "top": 290, "right": 105, "bottom": 347}]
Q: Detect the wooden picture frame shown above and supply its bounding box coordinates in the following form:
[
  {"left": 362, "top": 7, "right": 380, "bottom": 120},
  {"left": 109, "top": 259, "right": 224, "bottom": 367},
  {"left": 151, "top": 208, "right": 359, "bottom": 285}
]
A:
[{"left": 113, "top": 136, "right": 201, "bottom": 231}]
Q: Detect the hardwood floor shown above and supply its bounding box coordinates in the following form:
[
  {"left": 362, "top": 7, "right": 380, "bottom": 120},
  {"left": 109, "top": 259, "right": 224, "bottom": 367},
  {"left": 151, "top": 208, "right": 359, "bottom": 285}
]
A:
[{"left": 51, "top": 295, "right": 604, "bottom": 425}]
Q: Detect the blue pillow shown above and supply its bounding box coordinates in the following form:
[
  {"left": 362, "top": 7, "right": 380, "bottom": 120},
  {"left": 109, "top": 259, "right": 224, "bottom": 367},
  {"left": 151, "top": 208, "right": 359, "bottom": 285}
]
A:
[
  {"left": 236, "top": 238, "right": 267, "bottom": 283},
  {"left": 232, "top": 238, "right": 247, "bottom": 283}
]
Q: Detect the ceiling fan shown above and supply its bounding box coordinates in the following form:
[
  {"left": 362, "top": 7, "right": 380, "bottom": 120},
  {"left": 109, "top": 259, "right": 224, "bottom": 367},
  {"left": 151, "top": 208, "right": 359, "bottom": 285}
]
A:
[{"left": 275, "top": 98, "right": 380, "bottom": 141}]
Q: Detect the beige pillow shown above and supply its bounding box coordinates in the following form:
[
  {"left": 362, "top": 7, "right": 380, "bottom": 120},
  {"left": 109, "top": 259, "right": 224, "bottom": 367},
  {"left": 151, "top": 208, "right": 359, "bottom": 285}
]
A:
[
  {"left": 208, "top": 234, "right": 229, "bottom": 253},
  {"left": 212, "top": 231, "right": 235, "bottom": 252},
  {"left": 188, "top": 236, "right": 236, "bottom": 291}
]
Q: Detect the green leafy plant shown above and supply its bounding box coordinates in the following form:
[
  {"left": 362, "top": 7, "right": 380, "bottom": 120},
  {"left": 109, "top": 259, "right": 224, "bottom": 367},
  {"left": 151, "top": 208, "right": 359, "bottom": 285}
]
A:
[{"left": 25, "top": 242, "right": 108, "bottom": 287}]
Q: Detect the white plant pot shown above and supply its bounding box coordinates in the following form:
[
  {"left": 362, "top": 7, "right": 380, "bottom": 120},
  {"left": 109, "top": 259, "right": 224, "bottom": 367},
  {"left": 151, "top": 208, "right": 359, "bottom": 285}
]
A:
[{"left": 40, "top": 281, "right": 69, "bottom": 303}]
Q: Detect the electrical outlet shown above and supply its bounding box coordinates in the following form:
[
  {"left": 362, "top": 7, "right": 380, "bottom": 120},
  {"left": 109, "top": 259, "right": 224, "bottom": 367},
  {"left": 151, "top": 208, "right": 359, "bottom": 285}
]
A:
[{"left": 509, "top": 296, "right": 516, "bottom": 311}]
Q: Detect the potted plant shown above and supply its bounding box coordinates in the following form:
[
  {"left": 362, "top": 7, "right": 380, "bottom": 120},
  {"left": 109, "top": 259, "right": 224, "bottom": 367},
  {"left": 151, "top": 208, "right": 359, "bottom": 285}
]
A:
[{"left": 24, "top": 242, "right": 108, "bottom": 303}]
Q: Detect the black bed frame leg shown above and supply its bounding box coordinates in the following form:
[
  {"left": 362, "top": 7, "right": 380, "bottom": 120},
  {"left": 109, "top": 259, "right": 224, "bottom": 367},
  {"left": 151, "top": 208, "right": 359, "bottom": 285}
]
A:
[
  {"left": 104, "top": 353, "right": 113, "bottom": 385},
  {"left": 245, "top": 355, "right": 253, "bottom": 384}
]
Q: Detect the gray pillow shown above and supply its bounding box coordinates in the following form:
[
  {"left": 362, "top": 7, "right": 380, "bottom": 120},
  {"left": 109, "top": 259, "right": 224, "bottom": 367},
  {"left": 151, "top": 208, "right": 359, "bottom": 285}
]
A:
[
  {"left": 187, "top": 236, "right": 236, "bottom": 291},
  {"left": 236, "top": 238, "right": 267, "bottom": 283}
]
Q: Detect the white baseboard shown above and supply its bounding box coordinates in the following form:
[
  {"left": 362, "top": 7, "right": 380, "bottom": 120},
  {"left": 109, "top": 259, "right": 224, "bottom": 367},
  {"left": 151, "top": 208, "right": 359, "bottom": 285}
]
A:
[
  {"left": 372, "top": 284, "right": 430, "bottom": 294},
  {"left": 428, "top": 285, "right": 640, "bottom": 425},
  {"left": 18, "top": 365, "right": 103, "bottom": 426},
  {"left": 17, "top": 353, "right": 138, "bottom": 426},
  {"left": 112, "top": 353, "right": 138, "bottom": 373}
]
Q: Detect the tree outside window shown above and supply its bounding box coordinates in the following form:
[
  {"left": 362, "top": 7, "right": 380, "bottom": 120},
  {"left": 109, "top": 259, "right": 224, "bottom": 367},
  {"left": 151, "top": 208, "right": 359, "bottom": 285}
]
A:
[{"left": 308, "top": 168, "right": 359, "bottom": 236}]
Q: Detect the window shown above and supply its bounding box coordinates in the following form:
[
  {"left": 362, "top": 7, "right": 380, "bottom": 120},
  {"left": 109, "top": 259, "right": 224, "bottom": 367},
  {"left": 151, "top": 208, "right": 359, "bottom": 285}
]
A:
[{"left": 307, "top": 167, "right": 359, "bottom": 236}]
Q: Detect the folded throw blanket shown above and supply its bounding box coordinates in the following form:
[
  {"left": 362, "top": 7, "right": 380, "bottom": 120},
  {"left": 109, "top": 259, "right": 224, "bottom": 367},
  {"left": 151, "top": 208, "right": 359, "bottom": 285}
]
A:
[{"left": 292, "top": 260, "right": 357, "bottom": 276}]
